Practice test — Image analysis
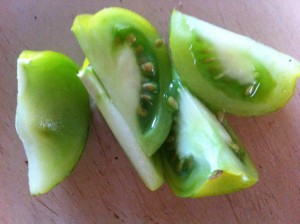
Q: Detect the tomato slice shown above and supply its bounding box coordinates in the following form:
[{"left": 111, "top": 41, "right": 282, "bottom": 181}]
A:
[
  {"left": 16, "top": 51, "right": 90, "bottom": 195},
  {"left": 161, "top": 74, "right": 258, "bottom": 197},
  {"left": 170, "top": 10, "right": 300, "bottom": 116},
  {"left": 78, "top": 65, "right": 164, "bottom": 191},
  {"left": 72, "top": 7, "right": 173, "bottom": 157}
]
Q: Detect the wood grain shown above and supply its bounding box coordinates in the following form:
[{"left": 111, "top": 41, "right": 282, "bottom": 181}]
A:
[{"left": 1, "top": 0, "right": 300, "bottom": 223}]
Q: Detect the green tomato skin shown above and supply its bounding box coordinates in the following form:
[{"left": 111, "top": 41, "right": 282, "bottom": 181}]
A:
[
  {"left": 162, "top": 77, "right": 258, "bottom": 198},
  {"left": 16, "top": 51, "right": 90, "bottom": 195},
  {"left": 170, "top": 10, "right": 300, "bottom": 116},
  {"left": 72, "top": 7, "right": 173, "bottom": 156}
]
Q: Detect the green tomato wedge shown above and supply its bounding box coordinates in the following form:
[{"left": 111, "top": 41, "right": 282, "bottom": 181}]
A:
[
  {"left": 170, "top": 10, "right": 300, "bottom": 116},
  {"left": 16, "top": 51, "right": 90, "bottom": 195},
  {"left": 78, "top": 64, "right": 164, "bottom": 191},
  {"left": 161, "top": 77, "right": 258, "bottom": 198},
  {"left": 72, "top": 7, "right": 173, "bottom": 156}
]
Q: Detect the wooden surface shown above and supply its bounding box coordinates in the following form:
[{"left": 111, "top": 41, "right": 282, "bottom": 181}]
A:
[{"left": 1, "top": 1, "right": 300, "bottom": 223}]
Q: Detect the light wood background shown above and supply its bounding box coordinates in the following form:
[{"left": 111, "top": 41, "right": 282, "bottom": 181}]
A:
[{"left": 1, "top": 1, "right": 300, "bottom": 223}]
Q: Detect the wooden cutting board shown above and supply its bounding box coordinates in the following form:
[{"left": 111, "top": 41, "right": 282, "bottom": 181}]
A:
[{"left": 1, "top": 0, "right": 300, "bottom": 223}]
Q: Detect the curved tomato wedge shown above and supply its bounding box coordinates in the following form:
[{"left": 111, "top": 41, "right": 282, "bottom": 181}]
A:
[
  {"left": 161, "top": 75, "right": 258, "bottom": 198},
  {"left": 72, "top": 7, "right": 173, "bottom": 157},
  {"left": 170, "top": 10, "right": 300, "bottom": 116},
  {"left": 16, "top": 51, "right": 90, "bottom": 195}
]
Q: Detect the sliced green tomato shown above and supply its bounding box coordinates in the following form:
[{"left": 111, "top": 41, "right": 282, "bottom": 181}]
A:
[
  {"left": 162, "top": 79, "right": 258, "bottom": 198},
  {"left": 170, "top": 10, "right": 300, "bottom": 116},
  {"left": 16, "top": 51, "right": 90, "bottom": 195},
  {"left": 78, "top": 66, "right": 163, "bottom": 191},
  {"left": 72, "top": 7, "right": 173, "bottom": 156}
]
